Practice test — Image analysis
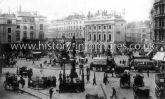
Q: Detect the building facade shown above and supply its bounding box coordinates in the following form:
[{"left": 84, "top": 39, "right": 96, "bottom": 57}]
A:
[
  {"left": 49, "top": 14, "right": 86, "bottom": 51},
  {"left": 126, "top": 26, "right": 150, "bottom": 44},
  {"left": 0, "top": 14, "right": 17, "bottom": 44},
  {"left": 152, "top": 0, "right": 165, "bottom": 44},
  {"left": 16, "top": 11, "right": 47, "bottom": 42},
  {"left": 85, "top": 12, "right": 126, "bottom": 53},
  {"left": 51, "top": 18, "right": 85, "bottom": 40}
]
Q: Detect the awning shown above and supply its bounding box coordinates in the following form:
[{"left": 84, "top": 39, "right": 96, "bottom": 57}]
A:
[
  {"left": 152, "top": 52, "right": 165, "bottom": 61},
  {"left": 133, "top": 59, "right": 154, "bottom": 62}
]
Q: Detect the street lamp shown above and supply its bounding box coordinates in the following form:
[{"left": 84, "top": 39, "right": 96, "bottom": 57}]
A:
[
  {"left": 62, "top": 57, "right": 66, "bottom": 83},
  {"left": 70, "top": 36, "right": 78, "bottom": 83},
  {"left": 80, "top": 57, "right": 85, "bottom": 91}
]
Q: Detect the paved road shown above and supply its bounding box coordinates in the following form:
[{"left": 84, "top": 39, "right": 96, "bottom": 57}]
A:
[
  {"left": 0, "top": 55, "right": 159, "bottom": 99},
  {"left": 0, "top": 76, "right": 38, "bottom": 99}
]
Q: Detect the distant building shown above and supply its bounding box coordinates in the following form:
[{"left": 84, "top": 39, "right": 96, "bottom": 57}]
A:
[
  {"left": 16, "top": 10, "right": 47, "bottom": 42},
  {"left": 126, "top": 26, "right": 150, "bottom": 44},
  {"left": 84, "top": 10, "right": 126, "bottom": 53},
  {"left": 0, "top": 14, "right": 17, "bottom": 44}
]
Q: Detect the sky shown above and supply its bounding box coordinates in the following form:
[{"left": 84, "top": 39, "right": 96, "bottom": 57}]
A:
[{"left": 0, "top": 0, "right": 154, "bottom": 22}]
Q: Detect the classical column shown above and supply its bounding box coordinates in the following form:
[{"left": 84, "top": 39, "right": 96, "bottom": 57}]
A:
[{"left": 101, "top": 24, "right": 103, "bottom": 42}]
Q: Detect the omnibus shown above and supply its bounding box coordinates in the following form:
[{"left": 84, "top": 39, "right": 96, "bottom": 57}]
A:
[{"left": 90, "top": 57, "right": 113, "bottom": 72}]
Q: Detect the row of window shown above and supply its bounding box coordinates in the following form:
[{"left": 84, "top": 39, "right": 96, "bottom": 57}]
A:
[
  {"left": 16, "top": 31, "right": 34, "bottom": 41},
  {"left": 57, "top": 26, "right": 82, "bottom": 31},
  {"left": 58, "top": 32, "right": 82, "bottom": 38},
  {"left": 16, "top": 24, "right": 43, "bottom": 30},
  {"left": 155, "top": 6, "right": 165, "bottom": 15},
  {"left": 155, "top": 18, "right": 165, "bottom": 27},
  {"left": 87, "top": 44, "right": 111, "bottom": 49},
  {"left": 56, "top": 21, "right": 83, "bottom": 26},
  {"left": 16, "top": 31, "right": 44, "bottom": 41},
  {"left": 88, "top": 25, "right": 112, "bottom": 30},
  {"left": 154, "top": 31, "right": 165, "bottom": 41},
  {"left": 88, "top": 34, "right": 111, "bottom": 41}
]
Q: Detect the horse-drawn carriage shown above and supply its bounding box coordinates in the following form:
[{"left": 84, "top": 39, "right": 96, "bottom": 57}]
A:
[
  {"left": 133, "top": 74, "right": 150, "bottom": 99},
  {"left": 29, "top": 76, "right": 56, "bottom": 89},
  {"left": 120, "top": 71, "right": 130, "bottom": 88},
  {"left": 3, "top": 73, "right": 19, "bottom": 91},
  {"left": 59, "top": 77, "right": 84, "bottom": 93},
  {"left": 18, "top": 66, "right": 33, "bottom": 77}
]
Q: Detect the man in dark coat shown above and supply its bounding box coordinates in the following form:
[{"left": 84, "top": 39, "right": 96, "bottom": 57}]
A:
[
  {"left": 93, "top": 72, "right": 97, "bottom": 85},
  {"left": 110, "top": 87, "right": 117, "bottom": 98},
  {"left": 49, "top": 88, "right": 54, "bottom": 99}
]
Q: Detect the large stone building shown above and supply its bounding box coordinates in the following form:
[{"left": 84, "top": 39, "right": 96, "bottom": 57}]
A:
[
  {"left": 50, "top": 14, "right": 85, "bottom": 40},
  {"left": 49, "top": 14, "right": 86, "bottom": 51},
  {"left": 84, "top": 11, "right": 126, "bottom": 53},
  {"left": 152, "top": 0, "right": 165, "bottom": 45},
  {"left": 0, "top": 14, "right": 17, "bottom": 44},
  {"left": 16, "top": 11, "right": 47, "bottom": 42}
]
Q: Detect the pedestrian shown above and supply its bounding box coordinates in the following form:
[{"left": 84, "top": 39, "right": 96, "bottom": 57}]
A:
[
  {"left": 79, "top": 64, "right": 82, "bottom": 75},
  {"left": 147, "top": 69, "right": 149, "bottom": 78},
  {"left": 59, "top": 71, "right": 62, "bottom": 84},
  {"left": 20, "top": 76, "right": 25, "bottom": 88},
  {"left": 32, "top": 59, "right": 35, "bottom": 65},
  {"left": 49, "top": 88, "right": 54, "bottom": 99},
  {"left": 40, "top": 64, "right": 42, "bottom": 69},
  {"left": 103, "top": 73, "right": 106, "bottom": 85},
  {"left": 50, "top": 59, "right": 52, "bottom": 64},
  {"left": 110, "top": 87, "right": 117, "bottom": 99},
  {"left": 93, "top": 72, "right": 97, "bottom": 85},
  {"left": 87, "top": 74, "right": 90, "bottom": 83},
  {"left": 111, "top": 68, "right": 114, "bottom": 77},
  {"left": 59, "top": 71, "right": 62, "bottom": 78},
  {"left": 105, "top": 73, "right": 109, "bottom": 84},
  {"left": 16, "top": 66, "right": 19, "bottom": 75}
]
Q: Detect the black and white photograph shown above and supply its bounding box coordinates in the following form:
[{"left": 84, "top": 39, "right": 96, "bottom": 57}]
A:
[{"left": 0, "top": 0, "right": 164, "bottom": 99}]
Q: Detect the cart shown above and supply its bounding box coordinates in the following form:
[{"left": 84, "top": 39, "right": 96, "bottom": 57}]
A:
[
  {"left": 3, "top": 73, "right": 19, "bottom": 91},
  {"left": 133, "top": 74, "right": 150, "bottom": 99}
]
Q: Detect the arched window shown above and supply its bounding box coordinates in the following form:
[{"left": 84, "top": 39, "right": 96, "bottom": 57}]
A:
[
  {"left": 104, "top": 34, "right": 106, "bottom": 41},
  {"left": 109, "top": 34, "right": 111, "bottom": 41},
  {"left": 99, "top": 34, "right": 101, "bottom": 40},
  {"left": 89, "top": 34, "right": 91, "bottom": 40},
  {"left": 94, "top": 34, "right": 96, "bottom": 41}
]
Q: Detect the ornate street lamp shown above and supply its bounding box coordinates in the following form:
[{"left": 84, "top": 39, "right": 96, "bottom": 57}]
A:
[{"left": 70, "top": 36, "right": 78, "bottom": 83}]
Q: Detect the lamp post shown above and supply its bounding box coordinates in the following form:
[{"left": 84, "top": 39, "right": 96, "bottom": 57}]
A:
[
  {"left": 79, "top": 57, "right": 85, "bottom": 91},
  {"left": 62, "top": 57, "right": 66, "bottom": 83},
  {"left": 70, "top": 36, "right": 78, "bottom": 83}
]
